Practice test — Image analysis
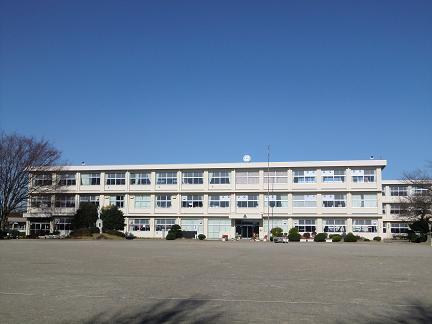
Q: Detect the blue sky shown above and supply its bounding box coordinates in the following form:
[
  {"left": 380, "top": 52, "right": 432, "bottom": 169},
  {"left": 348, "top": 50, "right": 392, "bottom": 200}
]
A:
[{"left": 0, "top": 0, "right": 431, "bottom": 179}]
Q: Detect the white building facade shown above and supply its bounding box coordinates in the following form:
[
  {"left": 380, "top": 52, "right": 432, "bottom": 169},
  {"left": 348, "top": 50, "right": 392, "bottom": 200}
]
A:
[{"left": 24, "top": 159, "right": 410, "bottom": 240}]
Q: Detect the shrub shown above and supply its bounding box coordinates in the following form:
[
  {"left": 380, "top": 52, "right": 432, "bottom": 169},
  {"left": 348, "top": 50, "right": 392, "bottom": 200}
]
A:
[
  {"left": 103, "top": 229, "right": 125, "bottom": 237},
  {"left": 198, "top": 234, "right": 206, "bottom": 240},
  {"left": 373, "top": 236, "right": 381, "bottom": 241},
  {"left": 170, "top": 224, "right": 183, "bottom": 238},
  {"left": 125, "top": 232, "right": 135, "bottom": 240},
  {"left": 69, "top": 228, "right": 93, "bottom": 237},
  {"left": 89, "top": 227, "right": 100, "bottom": 234},
  {"left": 166, "top": 232, "right": 176, "bottom": 240},
  {"left": 101, "top": 206, "right": 125, "bottom": 231},
  {"left": 344, "top": 232, "right": 358, "bottom": 242},
  {"left": 331, "top": 234, "right": 342, "bottom": 242},
  {"left": 303, "top": 232, "right": 311, "bottom": 239},
  {"left": 363, "top": 238, "right": 370, "bottom": 242},
  {"left": 314, "top": 233, "right": 328, "bottom": 242},
  {"left": 271, "top": 227, "right": 283, "bottom": 238},
  {"left": 288, "top": 228, "right": 301, "bottom": 242},
  {"left": 72, "top": 203, "right": 98, "bottom": 230}
]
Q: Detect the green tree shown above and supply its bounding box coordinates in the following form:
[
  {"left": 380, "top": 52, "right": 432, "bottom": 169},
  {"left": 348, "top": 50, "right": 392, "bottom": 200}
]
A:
[
  {"left": 101, "top": 205, "right": 125, "bottom": 231},
  {"left": 288, "top": 228, "right": 301, "bottom": 242},
  {"left": 270, "top": 227, "right": 283, "bottom": 237},
  {"left": 72, "top": 203, "right": 98, "bottom": 229}
]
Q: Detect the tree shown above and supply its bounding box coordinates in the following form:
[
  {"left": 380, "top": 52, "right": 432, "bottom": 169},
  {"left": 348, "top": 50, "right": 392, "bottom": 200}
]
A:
[
  {"left": 0, "top": 133, "right": 61, "bottom": 230},
  {"left": 100, "top": 205, "right": 125, "bottom": 231},
  {"left": 270, "top": 227, "right": 283, "bottom": 237},
  {"left": 399, "top": 169, "right": 432, "bottom": 239},
  {"left": 72, "top": 203, "right": 98, "bottom": 229}
]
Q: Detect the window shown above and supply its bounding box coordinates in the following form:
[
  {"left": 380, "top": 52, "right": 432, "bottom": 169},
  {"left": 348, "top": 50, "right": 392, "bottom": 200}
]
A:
[
  {"left": 382, "top": 186, "right": 386, "bottom": 196},
  {"left": 264, "top": 170, "right": 288, "bottom": 184},
  {"left": 264, "top": 194, "right": 288, "bottom": 208},
  {"left": 209, "top": 171, "right": 230, "bottom": 184},
  {"left": 412, "top": 187, "right": 430, "bottom": 196},
  {"left": 209, "top": 195, "right": 230, "bottom": 208},
  {"left": 352, "top": 219, "right": 377, "bottom": 232},
  {"left": 129, "top": 219, "right": 150, "bottom": 231},
  {"left": 295, "top": 219, "right": 316, "bottom": 232},
  {"left": 156, "top": 195, "right": 172, "bottom": 208},
  {"left": 293, "top": 194, "right": 317, "bottom": 207},
  {"left": 324, "top": 219, "right": 346, "bottom": 233},
  {"left": 181, "top": 219, "right": 204, "bottom": 234},
  {"left": 293, "top": 170, "right": 316, "bottom": 183},
  {"left": 106, "top": 173, "right": 126, "bottom": 185},
  {"left": 80, "top": 173, "right": 100, "bottom": 186},
  {"left": 55, "top": 195, "right": 75, "bottom": 208},
  {"left": 390, "top": 186, "right": 408, "bottom": 196},
  {"left": 54, "top": 218, "right": 72, "bottom": 231},
  {"left": 30, "top": 222, "right": 50, "bottom": 234},
  {"left": 236, "top": 171, "right": 259, "bottom": 184},
  {"left": 58, "top": 174, "right": 76, "bottom": 186},
  {"left": 236, "top": 195, "right": 259, "bottom": 208},
  {"left": 391, "top": 223, "right": 410, "bottom": 234},
  {"left": 322, "top": 194, "right": 346, "bottom": 208},
  {"left": 109, "top": 195, "right": 124, "bottom": 208},
  {"left": 155, "top": 218, "right": 175, "bottom": 231},
  {"left": 382, "top": 204, "right": 387, "bottom": 214},
  {"left": 31, "top": 195, "right": 51, "bottom": 208},
  {"left": 352, "top": 169, "right": 375, "bottom": 183},
  {"left": 390, "top": 204, "right": 401, "bottom": 214},
  {"left": 156, "top": 172, "right": 177, "bottom": 185},
  {"left": 182, "top": 195, "right": 203, "bottom": 208},
  {"left": 208, "top": 218, "right": 231, "bottom": 239},
  {"left": 33, "top": 174, "right": 52, "bottom": 186},
  {"left": 134, "top": 195, "right": 151, "bottom": 209},
  {"left": 79, "top": 195, "right": 100, "bottom": 206},
  {"left": 322, "top": 170, "right": 345, "bottom": 183},
  {"left": 182, "top": 171, "right": 203, "bottom": 184},
  {"left": 130, "top": 172, "right": 151, "bottom": 185},
  {"left": 352, "top": 194, "right": 377, "bottom": 208}
]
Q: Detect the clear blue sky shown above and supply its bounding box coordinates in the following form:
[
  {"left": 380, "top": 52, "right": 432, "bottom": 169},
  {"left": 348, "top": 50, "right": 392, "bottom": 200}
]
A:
[{"left": 0, "top": 0, "right": 431, "bottom": 179}]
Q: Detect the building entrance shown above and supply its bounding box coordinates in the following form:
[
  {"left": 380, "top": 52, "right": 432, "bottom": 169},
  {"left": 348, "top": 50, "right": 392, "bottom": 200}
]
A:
[{"left": 235, "top": 220, "right": 260, "bottom": 238}]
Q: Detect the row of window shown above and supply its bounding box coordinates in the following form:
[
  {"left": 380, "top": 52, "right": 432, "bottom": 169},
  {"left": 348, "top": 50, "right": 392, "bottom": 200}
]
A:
[
  {"left": 382, "top": 186, "right": 430, "bottom": 196},
  {"left": 32, "top": 169, "right": 378, "bottom": 187},
  {"left": 31, "top": 193, "right": 378, "bottom": 209}
]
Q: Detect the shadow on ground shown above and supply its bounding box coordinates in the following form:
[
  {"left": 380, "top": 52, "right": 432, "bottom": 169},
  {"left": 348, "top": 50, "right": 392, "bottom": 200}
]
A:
[
  {"left": 343, "top": 300, "right": 432, "bottom": 324},
  {"left": 80, "top": 297, "right": 222, "bottom": 324}
]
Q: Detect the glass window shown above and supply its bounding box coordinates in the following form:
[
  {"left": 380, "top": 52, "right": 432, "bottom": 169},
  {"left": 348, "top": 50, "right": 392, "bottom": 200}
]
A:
[
  {"left": 80, "top": 173, "right": 100, "bottom": 186},
  {"left": 264, "top": 194, "right": 288, "bottom": 208},
  {"left": 323, "top": 219, "right": 346, "bottom": 233},
  {"left": 209, "top": 195, "right": 230, "bottom": 208},
  {"left": 322, "top": 194, "right": 346, "bottom": 207},
  {"left": 390, "top": 186, "right": 408, "bottom": 196},
  {"left": 352, "top": 219, "right": 377, "bottom": 232},
  {"left": 391, "top": 223, "right": 410, "bottom": 234},
  {"left": 322, "top": 169, "right": 345, "bottom": 183},
  {"left": 411, "top": 187, "right": 429, "bottom": 196},
  {"left": 134, "top": 195, "right": 151, "bottom": 209},
  {"left": 106, "top": 173, "right": 126, "bottom": 185},
  {"left": 182, "top": 171, "right": 204, "bottom": 184},
  {"left": 54, "top": 217, "right": 72, "bottom": 231},
  {"left": 236, "top": 194, "right": 259, "bottom": 208},
  {"left": 390, "top": 204, "right": 401, "bottom": 214},
  {"left": 352, "top": 169, "right": 375, "bottom": 183},
  {"left": 181, "top": 195, "right": 203, "bottom": 208},
  {"left": 55, "top": 195, "right": 75, "bottom": 208},
  {"left": 33, "top": 174, "right": 52, "bottom": 186},
  {"left": 58, "top": 174, "right": 76, "bottom": 186},
  {"left": 295, "top": 219, "right": 316, "bottom": 232},
  {"left": 209, "top": 171, "right": 230, "bottom": 184},
  {"left": 156, "top": 172, "right": 177, "bottom": 185},
  {"left": 264, "top": 170, "right": 288, "bottom": 184},
  {"left": 293, "top": 194, "right": 317, "bottom": 207},
  {"left": 156, "top": 195, "right": 172, "bottom": 208},
  {"left": 352, "top": 194, "right": 377, "bottom": 208},
  {"left": 109, "top": 195, "right": 124, "bottom": 208},
  {"left": 31, "top": 195, "right": 51, "bottom": 208},
  {"left": 29, "top": 222, "right": 50, "bottom": 235},
  {"left": 79, "top": 195, "right": 100, "bottom": 206},
  {"left": 181, "top": 219, "right": 204, "bottom": 234},
  {"left": 208, "top": 218, "right": 231, "bottom": 239},
  {"left": 236, "top": 171, "right": 259, "bottom": 184},
  {"left": 130, "top": 172, "right": 151, "bottom": 185},
  {"left": 155, "top": 218, "right": 175, "bottom": 231},
  {"left": 129, "top": 219, "right": 150, "bottom": 231},
  {"left": 293, "top": 170, "right": 316, "bottom": 183},
  {"left": 382, "top": 186, "right": 386, "bottom": 196}
]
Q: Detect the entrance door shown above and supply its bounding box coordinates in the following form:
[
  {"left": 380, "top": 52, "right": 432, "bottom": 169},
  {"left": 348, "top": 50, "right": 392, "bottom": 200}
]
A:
[{"left": 235, "top": 220, "right": 260, "bottom": 238}]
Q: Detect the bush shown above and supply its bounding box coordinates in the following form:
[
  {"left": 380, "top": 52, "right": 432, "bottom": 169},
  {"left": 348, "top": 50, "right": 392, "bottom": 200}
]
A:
[
  {"left": 89, "top": 227, "right": 100, "bottom": 234},
  {"left": 288, "top": 228, "right": 301, "bottom": 242},
  {"left": 363, "top": 238, "right": 370, "bottom": 242},
  {"left": 271, "top": 227, "right": 283, "bottom": 238},
  {"left": 69, "top": 228, "right": 93, "bottom": 237},
  {"left": 373, "top": 236, "right": 381, "bottom": 241},
  {"left": 303, "top": 232, "right": 311, "bottom": 239},
  {"left": 103, "top": 229, "right": 125, "bottom": 237},
  {"left": 101, "top": 205, "right": 125, "bottom": 231},
  {"left": 198, "top": 234, "right": 206, "bottom": 240},
  {"left": 331, "top": 234, "right": 342, "bottom": 242},
  {"left": 344, "top": 232, "right": 358, "bottom": 242},
  {"left": 166, "top": 232, "right": 176, "bottom": 240},
  {"left": 314, "top": 233, "right": 328, "bottom": 242},
  {"left": 170, "top": 224, "right": 183, "bottom": 238},
  {"left": 72, "top": 203, "right": 98, "bottom": 230}
]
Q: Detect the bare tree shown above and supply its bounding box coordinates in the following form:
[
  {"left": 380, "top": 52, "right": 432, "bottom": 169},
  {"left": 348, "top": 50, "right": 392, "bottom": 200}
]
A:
[{"left": 0, "top": 133, "right": 62, "bottom": 230}]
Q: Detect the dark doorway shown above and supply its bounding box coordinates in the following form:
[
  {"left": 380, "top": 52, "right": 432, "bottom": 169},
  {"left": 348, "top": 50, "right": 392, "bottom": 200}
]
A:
[{"left": 235, "top": 220, "right": 260, "bottom": 238}]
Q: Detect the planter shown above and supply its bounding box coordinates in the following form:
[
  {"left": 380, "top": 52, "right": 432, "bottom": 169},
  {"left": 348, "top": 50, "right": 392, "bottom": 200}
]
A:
[{"left": 325, "top": 239, "right": 332, "bottom": 243}]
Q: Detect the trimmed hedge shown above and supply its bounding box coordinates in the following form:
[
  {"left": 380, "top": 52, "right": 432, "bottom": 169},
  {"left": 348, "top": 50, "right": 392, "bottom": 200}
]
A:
[
  {"left": 198, "top": 234, "right": 206, "bottom": 240},
  {"left": 103, "top": 229, "right": 126, "bottom": 237},
  {"left": 331, "top": 234, "right": 342, "bottom": 242},
  {"left": 314, "top": 233, "right": 328, "bottom": 242},
  {"left": 344, "top": 232, "right": 358, "bottom": 242},
  {"left": 288, "top": 228, "right": 301, "bottom": 242},
  {"left": 373, "top": 236, "right": 382, "bottom": 242},
  {"left": 166, "top": 232, "right": 176, "bottom": 240}
]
